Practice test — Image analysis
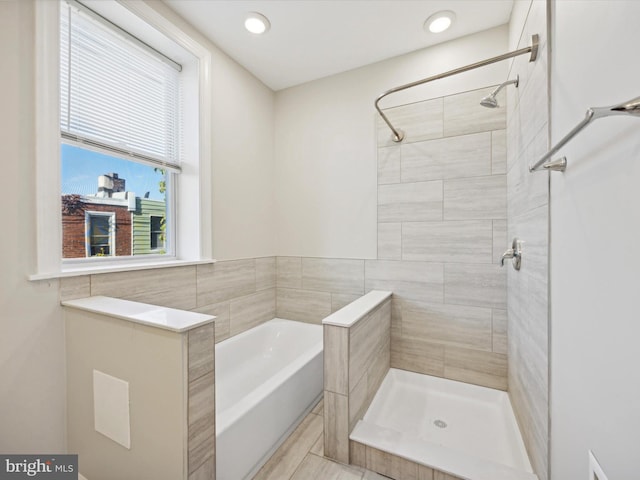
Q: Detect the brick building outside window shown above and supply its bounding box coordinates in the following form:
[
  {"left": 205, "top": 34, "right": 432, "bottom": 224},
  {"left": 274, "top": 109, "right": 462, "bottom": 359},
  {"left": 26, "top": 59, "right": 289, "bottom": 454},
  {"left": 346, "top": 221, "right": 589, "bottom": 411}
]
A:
[{"left": 61, "top": 173, "right": 165, "bottom": 259}]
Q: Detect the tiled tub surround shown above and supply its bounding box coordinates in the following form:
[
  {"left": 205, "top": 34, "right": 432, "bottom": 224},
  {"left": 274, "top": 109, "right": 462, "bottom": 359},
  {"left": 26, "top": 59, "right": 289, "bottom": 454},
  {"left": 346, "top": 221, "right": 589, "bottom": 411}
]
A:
[
  {"left": 63, "top": 297, "right": 216, "bottom": 480},
  {"left": 276, "top": 257, "right": 366, "bottom": 323},
  {"left": 322, "top": 291, "right": 392, "bottom": 465},
  {"left": 60, "top": 257, "right": 277, "bottom": 344},
  {"left": 350, "top": 369, "right": 537, "bottom": 480},
  {"left": 215, "top": 319, "right": 323, "bottom": 480}
]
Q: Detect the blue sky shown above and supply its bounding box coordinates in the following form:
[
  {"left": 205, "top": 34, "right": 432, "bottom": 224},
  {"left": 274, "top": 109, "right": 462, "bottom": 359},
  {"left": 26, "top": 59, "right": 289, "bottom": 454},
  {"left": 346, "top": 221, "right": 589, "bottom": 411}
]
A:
[{"left": 61, "top": 144, "right": 166, "bottom": 201}]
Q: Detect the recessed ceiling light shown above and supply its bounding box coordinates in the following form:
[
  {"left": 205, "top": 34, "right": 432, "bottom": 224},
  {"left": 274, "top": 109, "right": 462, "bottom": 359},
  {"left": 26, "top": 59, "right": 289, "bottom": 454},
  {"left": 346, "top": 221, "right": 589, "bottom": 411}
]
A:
[
  {"left": 424, "top": 11, "right": 456, "bottom": 34},
  {"left": 245, "top": 12, "right": 270, "bottom": 35}
]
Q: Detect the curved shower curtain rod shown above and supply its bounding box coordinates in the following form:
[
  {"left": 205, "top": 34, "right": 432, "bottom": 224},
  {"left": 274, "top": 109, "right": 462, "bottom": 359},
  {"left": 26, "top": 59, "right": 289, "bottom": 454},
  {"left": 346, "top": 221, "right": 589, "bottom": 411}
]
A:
[{"left": 375, "top": 34, "right": 540, "bottom": 143}]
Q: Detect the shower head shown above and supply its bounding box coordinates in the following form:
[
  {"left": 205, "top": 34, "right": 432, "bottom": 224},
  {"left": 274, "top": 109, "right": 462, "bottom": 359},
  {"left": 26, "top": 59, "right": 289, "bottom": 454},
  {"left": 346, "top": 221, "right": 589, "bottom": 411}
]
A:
[
  {"left": 480, "top": 95, "right": 499, "bottom": 108},
  {"left": 480, "top": 75, "right": 519, "bottom": 109}
]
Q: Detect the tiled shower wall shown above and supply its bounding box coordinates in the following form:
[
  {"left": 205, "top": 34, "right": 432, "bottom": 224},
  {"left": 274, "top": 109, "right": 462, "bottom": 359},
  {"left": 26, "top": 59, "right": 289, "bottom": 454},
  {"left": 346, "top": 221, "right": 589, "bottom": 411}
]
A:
[
  {"left": 375, "top": 86, "right": 509, "bottom": 390},
  {"left": 59, "top": 257, "right": 277, "bottom": 344},
  {"left": 274, "top": 86, "right": 510, "bottom": 391},
  {"left": 505, "top": 1, "right": 550, "bottom": 479}
]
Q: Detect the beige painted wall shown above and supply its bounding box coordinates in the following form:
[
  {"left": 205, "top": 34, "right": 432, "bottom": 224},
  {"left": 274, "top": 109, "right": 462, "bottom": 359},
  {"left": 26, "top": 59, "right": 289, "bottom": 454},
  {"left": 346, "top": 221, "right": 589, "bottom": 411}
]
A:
[
  {"left": 148, "top": 2, "right": 277, "bottom": 261},
  {"left": 0, "top": 0, "right": 276, "bottom": 452},
  {"left": 65, "top": 310, "right": 186, "bottom": 480},
  {"left": 0, "top": 0, "right": 66, "bottom": 453},
  {"left": 274, "top": 26, "right": 508, "bottom": 259}
]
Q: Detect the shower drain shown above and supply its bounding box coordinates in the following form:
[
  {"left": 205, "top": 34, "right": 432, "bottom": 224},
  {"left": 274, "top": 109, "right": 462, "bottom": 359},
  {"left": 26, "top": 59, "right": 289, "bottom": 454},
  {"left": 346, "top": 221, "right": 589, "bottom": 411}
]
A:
[{"left": 433, "top": 419, "right": 448, "bottom": 428}]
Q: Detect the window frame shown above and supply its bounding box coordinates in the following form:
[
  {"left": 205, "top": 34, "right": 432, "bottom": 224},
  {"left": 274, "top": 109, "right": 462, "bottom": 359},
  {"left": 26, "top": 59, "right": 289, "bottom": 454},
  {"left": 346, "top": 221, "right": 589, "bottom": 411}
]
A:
[
  {"left": 149, "top": 215, "right": 165, "bottom": 252},
  {"left": 85, "top": 211, "right": 116, "bottom": 257},
  {"left": 33, "top": 0, "right": 213, "bottom": 279}
]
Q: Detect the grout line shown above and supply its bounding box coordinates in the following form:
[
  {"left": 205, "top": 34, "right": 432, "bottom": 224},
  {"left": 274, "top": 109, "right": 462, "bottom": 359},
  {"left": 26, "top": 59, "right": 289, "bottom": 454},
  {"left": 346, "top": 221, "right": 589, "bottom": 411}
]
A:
[{"left": 286, "top": 453, "right": 308, "bottom": 480}]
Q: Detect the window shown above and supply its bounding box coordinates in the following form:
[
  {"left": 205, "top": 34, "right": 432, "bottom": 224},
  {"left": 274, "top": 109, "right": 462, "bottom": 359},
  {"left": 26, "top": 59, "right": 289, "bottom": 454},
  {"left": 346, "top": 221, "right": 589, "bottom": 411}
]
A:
[
  {"left": 150, "top": 216, "right": 165, "bottom": 251},
  {"left": 33, "top": 0, "right": 213, "bottom": 278},
  {"left": 86, "top": 212, "right": 115, "bottom": 257},
  {"left": 60, "top": 0, "right": 177, "bottom": 260},
  {"left": 60, "top": 144, "right": 170, "bottom": 259}
]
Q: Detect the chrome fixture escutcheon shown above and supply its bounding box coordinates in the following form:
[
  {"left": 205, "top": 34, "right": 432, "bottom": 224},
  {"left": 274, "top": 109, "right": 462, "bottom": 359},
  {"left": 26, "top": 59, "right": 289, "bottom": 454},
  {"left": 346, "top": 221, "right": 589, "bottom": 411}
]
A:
[{"left": 500, "top": 238, "right": 523, "bottom": 271}]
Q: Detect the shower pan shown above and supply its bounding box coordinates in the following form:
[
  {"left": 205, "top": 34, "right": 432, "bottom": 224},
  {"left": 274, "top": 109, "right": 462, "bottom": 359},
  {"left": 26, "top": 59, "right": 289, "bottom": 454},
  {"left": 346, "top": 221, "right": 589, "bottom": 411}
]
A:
[{"left": 350, "top": 369, "right": 537, "bottom": 480}]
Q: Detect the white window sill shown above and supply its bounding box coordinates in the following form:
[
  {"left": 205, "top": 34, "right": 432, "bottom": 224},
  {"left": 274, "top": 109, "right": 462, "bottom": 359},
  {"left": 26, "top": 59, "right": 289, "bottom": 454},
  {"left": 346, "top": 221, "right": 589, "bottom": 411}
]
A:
[{"left": 29, "top": 258, "right": 216, "bottom": 281}]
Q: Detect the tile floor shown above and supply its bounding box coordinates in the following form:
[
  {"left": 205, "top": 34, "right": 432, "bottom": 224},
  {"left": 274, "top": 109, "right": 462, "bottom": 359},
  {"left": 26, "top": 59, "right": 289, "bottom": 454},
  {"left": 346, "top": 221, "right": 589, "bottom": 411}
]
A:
[{"left": 252, "top": 397, "right": 386, "bottom": 480}]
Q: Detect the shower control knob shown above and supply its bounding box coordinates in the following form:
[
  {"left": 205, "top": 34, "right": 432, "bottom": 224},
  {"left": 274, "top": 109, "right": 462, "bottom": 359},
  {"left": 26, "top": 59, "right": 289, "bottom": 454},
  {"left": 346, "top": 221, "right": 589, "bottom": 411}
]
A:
[{"left": 500, "top": 238, "right": 523, "bottom": 271}]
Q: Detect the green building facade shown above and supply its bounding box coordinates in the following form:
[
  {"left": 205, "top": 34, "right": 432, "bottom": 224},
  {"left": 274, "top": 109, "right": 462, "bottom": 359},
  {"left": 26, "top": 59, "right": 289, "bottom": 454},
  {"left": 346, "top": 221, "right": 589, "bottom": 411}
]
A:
[{"left": 132, "top": 198, "right": 166, "bottom": 255}]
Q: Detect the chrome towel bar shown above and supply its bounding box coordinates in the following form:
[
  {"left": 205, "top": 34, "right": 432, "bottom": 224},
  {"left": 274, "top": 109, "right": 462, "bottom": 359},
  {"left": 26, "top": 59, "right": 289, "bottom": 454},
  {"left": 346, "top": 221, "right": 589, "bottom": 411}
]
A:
[
  {"left": 529, "top": 96, "right": 640, "bottom": 172},
  {"left": 375, "top": 35, "right": 540, "bottom": 143}
]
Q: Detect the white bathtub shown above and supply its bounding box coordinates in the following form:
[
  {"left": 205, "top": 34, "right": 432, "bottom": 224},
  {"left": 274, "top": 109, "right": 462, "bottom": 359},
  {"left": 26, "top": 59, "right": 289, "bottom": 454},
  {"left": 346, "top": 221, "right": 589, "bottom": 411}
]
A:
[
  {"left": 350, "top": 368, "right": 538, "bottom": 480},
  {"left": 215, "top": 318, "right": 323, "bottom": 480}
]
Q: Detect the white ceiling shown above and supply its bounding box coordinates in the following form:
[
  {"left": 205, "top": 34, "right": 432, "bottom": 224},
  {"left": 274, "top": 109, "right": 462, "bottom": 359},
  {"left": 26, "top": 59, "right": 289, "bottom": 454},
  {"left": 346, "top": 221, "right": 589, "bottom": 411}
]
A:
[{"left": 164, "top": 0, "right": 514, "bottom": 91}]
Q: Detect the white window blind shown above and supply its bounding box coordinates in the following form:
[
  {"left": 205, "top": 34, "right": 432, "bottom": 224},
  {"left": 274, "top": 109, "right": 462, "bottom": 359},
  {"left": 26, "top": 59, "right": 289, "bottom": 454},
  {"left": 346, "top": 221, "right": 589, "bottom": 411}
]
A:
[{"left": 60, "top": 0, "right": 181, "bottom": 170}]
